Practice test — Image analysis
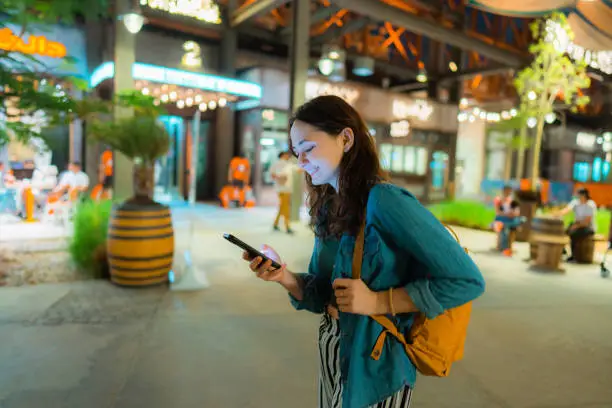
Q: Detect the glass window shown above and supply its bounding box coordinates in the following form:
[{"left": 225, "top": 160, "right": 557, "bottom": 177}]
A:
[
  {"left": 380, "top": 143, "right": 392, "bottom": 170},
  {"left": 379, "top": 143, "right": 428, "bottom": 175},
  {"left": 261, "top": 130, "right": 289, "bottom": 185},
  {"left": 573, "top": 162, "right": 590, "bottom": 182},
  {"left": 403, "top": 146, "right": 416, "bottom": 173},
  {"left": 431, "top": 151, "right": 449, "bottom": 190},
  {"left": 593, "top": 157, "right": 602, "bottom": 182},
  {"left": 391, "top": 145, "right": 404, "bottom": 173},
  {"left": 415, "top": 147, "right": 428, "bottom": 175}
]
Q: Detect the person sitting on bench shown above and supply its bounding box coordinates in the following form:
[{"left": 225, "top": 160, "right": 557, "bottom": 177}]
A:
[
  {"left": 555, "top": 187, "right": 597, "bottom": 262},
  {"left": 492, "top": 185, "right": 525, "bottom": 256}
]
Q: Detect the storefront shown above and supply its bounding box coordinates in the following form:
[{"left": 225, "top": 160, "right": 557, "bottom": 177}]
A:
[
  {"left": 542, "top": 126, "right": 611, "bottom": 184},
  {"left": 0, "top": 22, "right": 88, "bottom": 172},
  {"left": 89, "top": 29, "right": 262, "bottom": 202},
  {"left": 236, "top": 68, "right": 459, "bottom": 204}
]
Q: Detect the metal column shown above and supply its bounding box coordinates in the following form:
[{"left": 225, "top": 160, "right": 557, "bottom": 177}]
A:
[
  {"left": 112, "top": 1, "right": 136, "bottom": 201},
  {"left": 214, "top": 0, "right": 238, "bottom": 199},
  {"left": 288, "top": 0, "right": 310, "bottom": 222}
]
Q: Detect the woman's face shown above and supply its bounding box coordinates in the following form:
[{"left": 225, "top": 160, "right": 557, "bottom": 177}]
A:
[{"left": 290, "top": 120, "right": 347, "bottom": 189}]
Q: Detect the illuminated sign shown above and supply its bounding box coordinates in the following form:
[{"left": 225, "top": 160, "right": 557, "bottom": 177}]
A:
[
  {"left": 181, "top": 41, "right": 202, "bottom": 68},
  {"left": 390, "top": 120, "right": 411, "bottom": 138},
  {"left": 305, "top": 79, "right": 360, "bottom": 105},
  {"left": 140, "top": 0, "right": 221, "bottom": 24},
  {"left": 90, "top": 62, "right": 262, "bottom": 99},
  {"left": 392, "top": 99, "right": 434, "bottom": 121},
  {"left": 576, "top": 132, "right": 596, "bottom": 149},
  {"left": 0, "top": 27, "right": 67, "bottom": 58}
]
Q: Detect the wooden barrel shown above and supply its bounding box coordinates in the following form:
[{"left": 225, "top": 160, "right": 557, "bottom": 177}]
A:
[
  {"left": 574, "top": 235, "right": 595, "bottom": 264},
  {"left": 107, "top": 202, "right": 174, "bottom": 287},
  {"left": 529, "top": 217, "right": 566, "bottom": 259}
]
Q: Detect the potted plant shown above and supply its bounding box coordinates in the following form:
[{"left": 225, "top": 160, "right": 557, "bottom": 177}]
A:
[{"left": 87, "top": 91, "right": 173, "bottom": 287}]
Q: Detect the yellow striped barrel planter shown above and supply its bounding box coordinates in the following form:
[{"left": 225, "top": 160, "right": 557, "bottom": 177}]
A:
[{"left": 107, "top": 203, "right": 174, "bottom": 287}]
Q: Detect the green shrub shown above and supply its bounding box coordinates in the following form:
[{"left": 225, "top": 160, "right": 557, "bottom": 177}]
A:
[
  {"left": 430, "top": 201, "right": 611, "bottom": 236},
  {"left": 428, "top": 201, "right": 496, "bottom": 230},
  {"left": 69, "top": 199, "right": 113, "bottom": 279}
]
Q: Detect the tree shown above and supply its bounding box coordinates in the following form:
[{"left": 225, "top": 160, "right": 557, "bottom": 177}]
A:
[
  {"left": 0, "top": 0, "right": 109, "bottom": 147},
  {"left": 514, "top": 12, "right": 591, "bottom": 190},
  {"left": 490, "top": 113, "right": 531, "bottom": 180}
]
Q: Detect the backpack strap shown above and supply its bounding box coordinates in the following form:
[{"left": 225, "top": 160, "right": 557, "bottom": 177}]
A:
[{"left": 352, "top": 220, "right": 410, "bottom": 360}]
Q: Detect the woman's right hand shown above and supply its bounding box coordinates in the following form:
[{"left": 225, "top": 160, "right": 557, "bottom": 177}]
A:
[{"left": 242, "top": 245, "right": 287, "bottom": 283}]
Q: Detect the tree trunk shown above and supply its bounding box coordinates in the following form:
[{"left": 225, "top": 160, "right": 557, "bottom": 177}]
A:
[
  {"left": 516, "top": 126, "right": 527, "bottom": 179},
  {"left": 132, "top": 162, "right": 154, "bottom": 204},
  {"left": 530, "top": 114, "right": 546, "bottom": 191}
]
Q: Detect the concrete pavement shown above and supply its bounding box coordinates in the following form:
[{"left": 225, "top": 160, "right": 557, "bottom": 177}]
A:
[{"left": 0, "top": 204, "right": 611, "bottom": 408}]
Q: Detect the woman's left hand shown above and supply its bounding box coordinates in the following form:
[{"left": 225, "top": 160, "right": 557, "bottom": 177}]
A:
[{"left": 332, "top": 278, "right": 380, "bottom": 315}]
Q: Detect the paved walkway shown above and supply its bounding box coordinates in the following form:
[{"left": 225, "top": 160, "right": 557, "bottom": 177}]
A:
[{"left": 0, "top": 205, "right": 611, "bottom": 408}]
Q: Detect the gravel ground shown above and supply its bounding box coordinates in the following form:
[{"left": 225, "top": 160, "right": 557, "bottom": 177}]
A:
[{"left": 0, "top": 245, "right": 88, "bottom": 287}]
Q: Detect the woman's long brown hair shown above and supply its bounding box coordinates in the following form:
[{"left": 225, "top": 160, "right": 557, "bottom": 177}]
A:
[{"left": 289, "top": 95, "right": 387, "bottom": 238}]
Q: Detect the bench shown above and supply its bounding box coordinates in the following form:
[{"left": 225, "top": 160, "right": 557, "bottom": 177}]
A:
[
  {"left": 529, "top": 233, "right": 569, "bottom": 272},
  {"left": 574, "top": 234, "right": 608, "bottom": 264}
]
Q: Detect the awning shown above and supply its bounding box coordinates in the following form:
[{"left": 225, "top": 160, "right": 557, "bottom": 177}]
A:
[
  {"left": 89, "top": 62, "right": 262, "bottom": 100},
  {"left": 468, "top": 0, "right": 612, "bottom": 51}
]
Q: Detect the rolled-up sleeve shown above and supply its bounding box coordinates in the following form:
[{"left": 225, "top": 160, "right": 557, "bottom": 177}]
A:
[
  {"left": 288, "top": 238, "right": 332, "bottom": 314},
  {"left": 370, "top": 185, "right": 485, "bottom": 320}
]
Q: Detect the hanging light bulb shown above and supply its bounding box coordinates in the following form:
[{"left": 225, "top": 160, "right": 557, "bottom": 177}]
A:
[
  {"left": 195, "top": 94, "right": 203, "bottom": 103},
  {"left": 416, "top": 70, "right": 427, "bottom": 83},
  {"left": 218, "top": 97, "right": 227, "bottom": 107},
  {"left": 119, "top": 11, "right": 145, "bottom": 34},
  {"left": 545, "top": 112, "right": 556, "bottom": 124},
  {"left": 153, "top": 99, "right": 160, "bottom": 106},
  {"left": 177, "top": 100, "right": 185, "bottom": 109},
  {"left": 416, "top": 62, "right": 427, "bottom": 83},
  {"left": 185, "top": 97, "right": 194, "bottom": 107},
  {"left": 208, "top": 100, "right": 217, "bottom": 110},
  {"left": 141, "top": 87, "right": 149, "bottom": 95},
  {"left": 161, "top": 94, "right": 169, "bottom": 103},
  {"left": 449, "top": 61, "right": 458, "bottom": 72},
  {"left": 528, "top": 91, "right": 537, "bottom": 101},
  {"left": 170, "top": 91, "right": 177, "bottom": 101},
  {"left": 510, "top": 108, "right": 518, "bottom": 117},
  {"left": 199, "top": 103, "right": 208, "bottom": 112}
]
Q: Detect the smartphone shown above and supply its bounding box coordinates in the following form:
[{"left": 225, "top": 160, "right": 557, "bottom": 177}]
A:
[{"left": 223, "top": 233, "right": 282, "bottom": 270}]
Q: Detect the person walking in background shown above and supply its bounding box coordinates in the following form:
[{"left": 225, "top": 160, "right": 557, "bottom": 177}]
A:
[
  {"left": 270, "top": 151, "right": 296, "bottom": 234},
  {"left": 555, "top": 187, "right": 597, "bottom": 261}
]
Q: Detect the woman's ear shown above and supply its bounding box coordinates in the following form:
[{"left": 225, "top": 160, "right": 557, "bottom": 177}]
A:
[{"left": 342, "top": 128, "right": 355, "bottom": 152}]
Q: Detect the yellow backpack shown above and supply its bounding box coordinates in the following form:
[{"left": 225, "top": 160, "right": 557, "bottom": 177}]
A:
[{"left": 352, "top": 222, "right": 472, "bottom": 377}]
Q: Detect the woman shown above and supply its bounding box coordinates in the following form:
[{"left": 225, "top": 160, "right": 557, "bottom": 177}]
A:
[
  {"left": 492, "top": 185, "right": 525, "bottom": 256},
  {"left": 242, "top": 95, "right": 485, "bottom": 408},
  {"left": 555, "top": 187, "right": 598, "bottom": 261}
]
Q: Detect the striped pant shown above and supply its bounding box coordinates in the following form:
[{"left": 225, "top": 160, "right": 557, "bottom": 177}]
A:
[{"left": 318, "top": 313, "right": 413, "bottom": 408}]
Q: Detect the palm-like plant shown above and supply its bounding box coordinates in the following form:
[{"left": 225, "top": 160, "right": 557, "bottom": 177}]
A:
[{"left": 86, "top": 91, "right": 171, "bottom": 204}]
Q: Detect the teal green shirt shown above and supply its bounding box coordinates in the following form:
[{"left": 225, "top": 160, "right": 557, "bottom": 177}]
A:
[{"left": 290, "top": 184, "right": 485, "bottom": 408}]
